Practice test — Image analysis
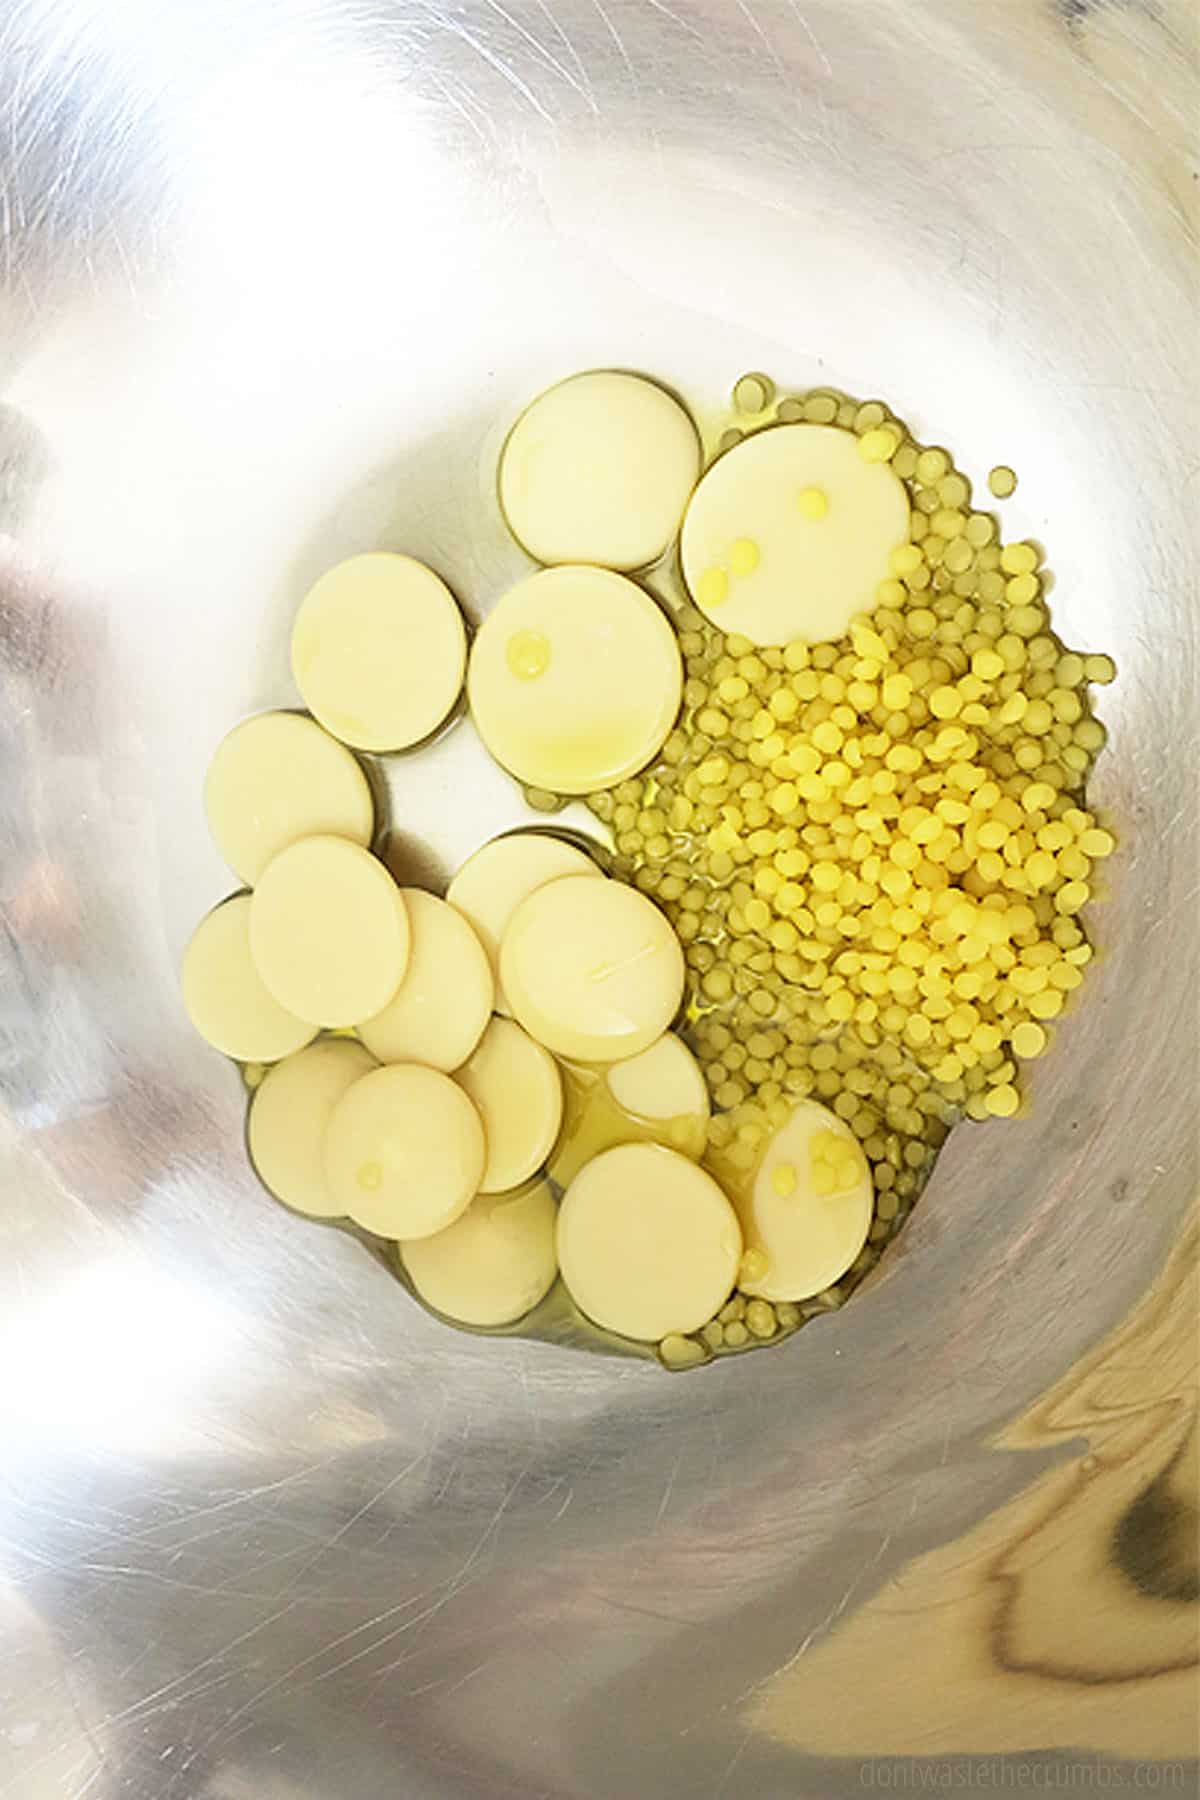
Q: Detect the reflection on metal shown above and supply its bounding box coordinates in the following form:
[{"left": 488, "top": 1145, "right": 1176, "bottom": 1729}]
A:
[
  {"left": 0, "top": 0, "right": 1195, "bottom": 1793},
  {"left": 749, "top": 1217, "right": 1199, "bottom": 1767}
]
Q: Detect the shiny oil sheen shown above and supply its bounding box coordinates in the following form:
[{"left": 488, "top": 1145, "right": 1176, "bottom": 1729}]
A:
[{"left": 0, "top": 0, "right": 1196, "bottom": 1793}]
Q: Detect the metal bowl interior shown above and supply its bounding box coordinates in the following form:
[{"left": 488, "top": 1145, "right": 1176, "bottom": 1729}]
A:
[{"left": 1, "top": 1, "right": 1196, "bottom": 1794}]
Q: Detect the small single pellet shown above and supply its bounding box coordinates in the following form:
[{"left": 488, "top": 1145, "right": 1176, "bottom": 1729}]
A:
[{"left": 733, "top": 373, "right": 775, "bottom": 415}]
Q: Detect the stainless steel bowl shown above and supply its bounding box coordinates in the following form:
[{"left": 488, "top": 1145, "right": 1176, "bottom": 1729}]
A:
[{"left": 1, "top": 2, "right": 1196, "bottom": 1793}]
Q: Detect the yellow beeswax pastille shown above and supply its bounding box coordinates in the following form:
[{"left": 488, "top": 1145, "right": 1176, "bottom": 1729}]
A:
[
  {"left": 446, "top": 831, "right": 603, "bottom": 1015},
  {"left": 548, "top": 1031, "right": 710, "bottom": 1188},
  {"left": 292, "top": 552, "right": 466, "bottom": 752},
  {"left": 557, "top": 1142, "right": 742, "bottom": 1340},
  {"left": 500, "top": 875, "right": 685, "bottom": 1064},
  {"left": 400, "top": 1178, "right": 559, "bottom": 1327},
  {"left": 204, "top": 711, "right": 374, "bottom": 885},
  {"left": 681, "top": 424, "right": 909, "bottom": 646},
  {"left": 357, "top": 889, "right": 493, "bottom": 1072},
  {"left": 249, "top": 836, "right": 410, "bottom": 1029},
  {"left": 468, "top": 566, "right": 683, "bottom": 795},
  {"left": 181, "top": 895, "right": 317, "bottom": 1064},
  {"left": 248, "top": 1038, "right": 376, "bottom": 1216},
  {"left": 499, "top": 370, "right": 701, "bottom": 571},
  {"left": 323, "top": 1063, "right": 486, "bottom": 1239},
  {"left": 454, "top": 1016, "right": 564, "bottom": 1194},
  {"left": 731, "top": 1099, "right": 875, "bottom": 1303},
  {"left": 606, "top": 1031, "right": 710, "bottom": 1126}
]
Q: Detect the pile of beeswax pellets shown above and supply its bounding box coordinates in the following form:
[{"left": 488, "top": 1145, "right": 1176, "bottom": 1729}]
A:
[{"left": 586, "top": 381, "right": 1116, "bottom": 1343}]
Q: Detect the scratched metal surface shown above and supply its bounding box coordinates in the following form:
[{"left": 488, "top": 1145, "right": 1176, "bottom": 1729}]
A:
[{"left": 0, "top": 0, "right": 1196, "bottom": 1795}]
